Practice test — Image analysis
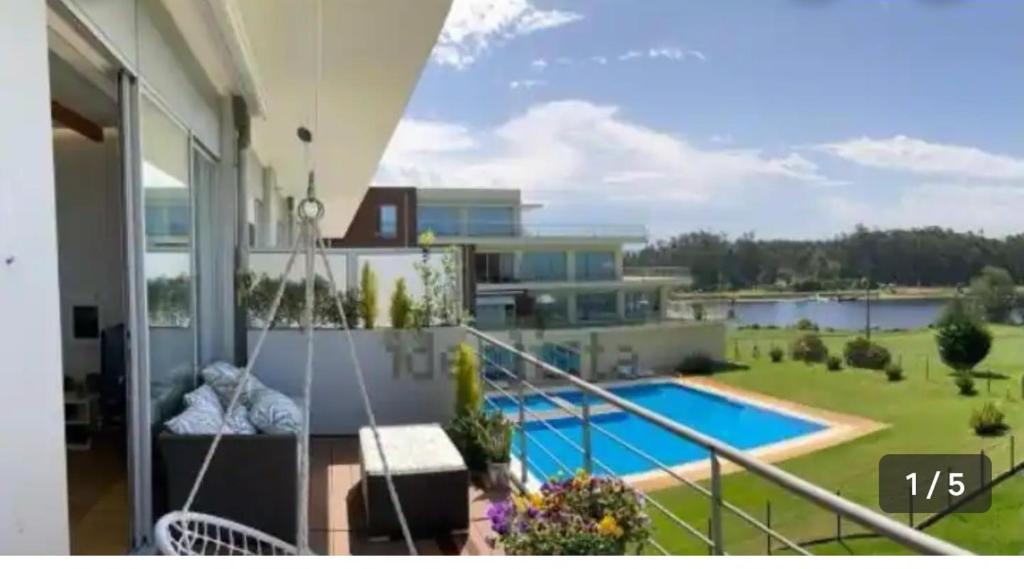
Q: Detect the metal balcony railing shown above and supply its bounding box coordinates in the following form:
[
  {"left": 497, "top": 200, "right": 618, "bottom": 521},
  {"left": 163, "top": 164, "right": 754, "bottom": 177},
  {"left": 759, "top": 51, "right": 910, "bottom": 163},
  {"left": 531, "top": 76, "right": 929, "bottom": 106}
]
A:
[
  {"left": 422, "top": 221, "right": 648, "bottom": 240},
  {"left": 463, "top": 326, "right": 971, "bottom": 556},
  {"left": 623, "top": 266, "right": 693, "bottom": 279}
]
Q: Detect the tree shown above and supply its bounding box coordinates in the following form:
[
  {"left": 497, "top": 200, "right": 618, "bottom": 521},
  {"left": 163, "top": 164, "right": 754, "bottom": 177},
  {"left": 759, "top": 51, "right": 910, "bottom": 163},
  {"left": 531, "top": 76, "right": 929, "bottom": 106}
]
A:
[
  {"left": 359, "top": 262, "right": 378, "bottom": 329},
  {"left": 389, "top": 278, "right": 412, "bottom": 329},
  {"left": 452, "top": 343, "right": 481, "bottom": 417},
  {"left": 969, "top": 265, "right": 1018, "bottom": 323},
  {"left": 935, "top": 297, "right": 992, "bottom": 372}
]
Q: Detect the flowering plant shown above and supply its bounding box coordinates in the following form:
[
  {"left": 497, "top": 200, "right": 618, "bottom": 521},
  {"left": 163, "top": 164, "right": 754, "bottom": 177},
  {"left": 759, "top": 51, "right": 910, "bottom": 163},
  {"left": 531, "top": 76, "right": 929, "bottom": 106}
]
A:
[{"left": 487, "top": 471, "right": 651, "bottom": 555}]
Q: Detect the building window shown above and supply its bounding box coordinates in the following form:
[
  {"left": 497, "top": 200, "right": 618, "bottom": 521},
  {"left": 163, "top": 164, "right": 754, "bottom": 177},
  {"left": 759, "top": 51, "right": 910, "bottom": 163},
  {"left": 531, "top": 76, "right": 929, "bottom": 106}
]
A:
[
  {"left": 575, "top": 251, "right": 616, "bottom": 281},
  {"left": 468, "top": 207, "right": 515, "bottom": 236},
  {"left": 625, "top": 290, "right": 660, "bottom": 320},
  {"left": 520, "top": 252, "right": 567, "bottom": 282},
  {"left": 577, "top": 291, "right": 618, "bottom": 323},
  {"left": 418, "top": 206, "right": 461, "bottom": 236},
  {"left": 379, "top": 204, "right": 397, "bottom": 238},
  {"left": 474, "top": 252, "right": 515, "bottom": 283}
]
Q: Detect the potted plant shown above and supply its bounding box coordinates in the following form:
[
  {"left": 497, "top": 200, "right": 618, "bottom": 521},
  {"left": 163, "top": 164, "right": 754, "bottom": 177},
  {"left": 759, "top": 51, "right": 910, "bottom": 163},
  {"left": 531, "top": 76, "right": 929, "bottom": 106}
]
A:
[
  {"left": 482, "top": 412, "right": 513, "bottom": 491},
  {"left": 487, "top": 470, "right": 651, "bottom": 555}
]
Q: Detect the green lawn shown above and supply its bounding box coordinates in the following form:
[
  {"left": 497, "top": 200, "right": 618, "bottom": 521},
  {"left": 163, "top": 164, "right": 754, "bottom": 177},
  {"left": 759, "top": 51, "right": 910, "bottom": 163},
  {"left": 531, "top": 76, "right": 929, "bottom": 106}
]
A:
[{"left": 647, "top": 325, "right": 1024, "bottom": 555}]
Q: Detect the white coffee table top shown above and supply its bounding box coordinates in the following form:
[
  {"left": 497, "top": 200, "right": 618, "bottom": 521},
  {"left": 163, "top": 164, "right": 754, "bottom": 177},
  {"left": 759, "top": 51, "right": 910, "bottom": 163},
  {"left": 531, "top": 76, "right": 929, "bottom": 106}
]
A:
[{"left": 359, "top": 424, "right": 466, "bottom": 475}]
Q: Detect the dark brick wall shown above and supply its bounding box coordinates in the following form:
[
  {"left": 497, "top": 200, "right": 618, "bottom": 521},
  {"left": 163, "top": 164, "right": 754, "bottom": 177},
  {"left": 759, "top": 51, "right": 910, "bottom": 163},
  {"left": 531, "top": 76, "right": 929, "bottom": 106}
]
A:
[{"left": 327, "top": 186, "right": 417, "bottom": 248}]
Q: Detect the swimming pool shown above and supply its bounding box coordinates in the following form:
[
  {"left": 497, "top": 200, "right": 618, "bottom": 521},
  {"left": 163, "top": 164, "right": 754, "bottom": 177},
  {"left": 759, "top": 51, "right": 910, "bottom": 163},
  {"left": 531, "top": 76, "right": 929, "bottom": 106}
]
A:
[{"left": 485, "top": 381, "right": 826, "bottom": 479}]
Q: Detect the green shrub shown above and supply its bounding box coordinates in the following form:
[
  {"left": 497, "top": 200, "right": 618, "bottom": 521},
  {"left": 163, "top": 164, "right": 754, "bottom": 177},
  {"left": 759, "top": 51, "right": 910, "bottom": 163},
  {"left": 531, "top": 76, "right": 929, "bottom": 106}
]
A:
[
  {"left": 954, "top": 371, "right": 976, "bottom": 396},
  {"left": 677, "top": 353, "right": 715, "bottom": 375},
  {"left": 794, "top": 318, "right": 819, "bottom": 331},
  {"left": 447, "top": 409, "right": 510, "bottom": 472},
  {"left": 885, "top": 364, "right": 904, "bottom": 382},
  {"left": 452, "top": 343, "right": 481, "bottom": 416},
  {"left": 769, "top": 346, "right": 784, "bottom": 363},
  {"left": 970, "top": 402, "right": 1006, "bottom": 435},
  {"left": 359, "top": 263, "right": 378, "bottom": 329},
  {"left": 790, "top": 333, "right": 829, "bottom": 363},
  {"left": 935, "top": 298, "right": 992, "bottom": 372},
  {"left": 843, "top": 337, "right": 891, "bottom": 370},
  {"left": 826, "top": 355, "right": 842, "bottom": 371},
  {"left": 341, "top": 287, "right": 361, "bottom": 328},
  {"left": 389, "top": 277, "right": 413, "bottom": 329}
]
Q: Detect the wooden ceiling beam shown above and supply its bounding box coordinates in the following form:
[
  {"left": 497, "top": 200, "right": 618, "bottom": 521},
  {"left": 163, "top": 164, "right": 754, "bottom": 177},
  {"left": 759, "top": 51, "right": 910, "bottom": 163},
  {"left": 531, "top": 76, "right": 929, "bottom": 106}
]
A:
[{"left": 51, "top": 100, "right": 104, "bottom": 142}]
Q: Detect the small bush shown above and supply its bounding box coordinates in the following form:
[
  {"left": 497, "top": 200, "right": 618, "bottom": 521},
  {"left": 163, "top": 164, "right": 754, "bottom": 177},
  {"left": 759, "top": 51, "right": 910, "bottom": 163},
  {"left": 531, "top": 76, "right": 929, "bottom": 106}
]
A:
[
  {"left": 970, "top": 402, "right": 1006, "bottom": 436},
  {"left": 843, "top": 337, "right": 892, "bottom": 370},
  {"left": 769, "top": 346, "right": 784, "bottom": 363},
  {"left": 790, "top": 333, "right": 829, "bottom": 363},
  {"left": 794, "top": 318, "right": 819, "bottom": 331},
  {"left": 954, "top": 371, "right": 976, "bottom": 396},
  {"left": 826, "top": 355, "right": 842, "bottom": 371},
  {"left": 885, "top": 364, "right": 904, "bottom": 382},
  {"left": 389, "top": 277, "right": 413, "bottom": 329},
  {"left": 452, "top": 343, "right": 481, "bottom": 416},
  {"left": 935, "top": 298, "right": 992, "bottom": 372},
  {"left": 677, "top": 353, "right": 715, "bottom": 375},
  {"left": 359, "top": 263, "right": 378, "bottom": 329}
]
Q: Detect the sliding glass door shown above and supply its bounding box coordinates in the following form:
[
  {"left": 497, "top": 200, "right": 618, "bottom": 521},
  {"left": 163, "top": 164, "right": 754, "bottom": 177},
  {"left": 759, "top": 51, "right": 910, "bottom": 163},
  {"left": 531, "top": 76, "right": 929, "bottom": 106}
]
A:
[
  {"left": 140, "top": 95, "right": 197, "bottom": 428},
  {"left": 122, "top": 91, "right": 200, "bottom": 548}
]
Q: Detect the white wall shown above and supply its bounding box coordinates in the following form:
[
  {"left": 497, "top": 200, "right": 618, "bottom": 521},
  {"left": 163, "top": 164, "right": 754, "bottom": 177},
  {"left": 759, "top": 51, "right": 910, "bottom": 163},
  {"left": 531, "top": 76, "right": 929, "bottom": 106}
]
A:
[
  {"left": 487, "top": 322, "right": 727, "bottom": 382},
  {"left": 0, "top": 0, "right": 71, "bottom": 554},
  {"left": 53, "top": 130, "right": 125, "bottom": 381},
  {"left": 250, "top": 328, "right": 465, "bottom": 434}
]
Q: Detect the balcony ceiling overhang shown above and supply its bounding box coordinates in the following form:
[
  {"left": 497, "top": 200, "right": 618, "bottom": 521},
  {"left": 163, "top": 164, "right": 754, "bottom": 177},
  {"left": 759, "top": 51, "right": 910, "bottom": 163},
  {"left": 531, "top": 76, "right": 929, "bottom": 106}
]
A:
[{"left": 168, "top": 0, "right": 452, "bottom": 234}]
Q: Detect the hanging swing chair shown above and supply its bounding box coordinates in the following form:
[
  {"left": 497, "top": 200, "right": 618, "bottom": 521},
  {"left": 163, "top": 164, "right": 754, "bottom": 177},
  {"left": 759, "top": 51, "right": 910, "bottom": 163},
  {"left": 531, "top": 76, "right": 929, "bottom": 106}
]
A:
[
  {"left": 155, "top": 131, "right": 416, "bottom": 556},
  {"left": 154, "top": 0, "right": 416, "bottom": 554}
]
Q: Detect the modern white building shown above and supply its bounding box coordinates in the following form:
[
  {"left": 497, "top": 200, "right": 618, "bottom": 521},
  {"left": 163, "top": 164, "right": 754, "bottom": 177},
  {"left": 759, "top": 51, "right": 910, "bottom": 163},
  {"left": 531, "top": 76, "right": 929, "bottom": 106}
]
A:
[{"left": 414, "top": 188, "right": 690, "bottom": 330}]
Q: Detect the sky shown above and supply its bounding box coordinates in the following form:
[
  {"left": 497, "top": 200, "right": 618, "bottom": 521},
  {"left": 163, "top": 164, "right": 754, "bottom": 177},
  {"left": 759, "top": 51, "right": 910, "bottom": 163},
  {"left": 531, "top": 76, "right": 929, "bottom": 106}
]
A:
[{"left": 372, "top": 0, "right": 1024, "bottom": 240}]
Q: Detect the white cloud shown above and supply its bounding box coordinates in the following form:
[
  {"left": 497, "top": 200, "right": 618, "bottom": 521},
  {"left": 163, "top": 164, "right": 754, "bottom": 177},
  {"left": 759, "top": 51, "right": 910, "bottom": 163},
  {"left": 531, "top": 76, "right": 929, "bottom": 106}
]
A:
[
  {"left": 813, "top": 135, "right": 1024, "bottom": 181},
  {"left": 509, "top": 79, "right": 545, "bottom": 90},
  {"left": 530, "top": 58, "right": 548, "bottom": 70},
  {"left": 375, "top": 100, "right": 838, "bottom": 203},
  {"left": 616, "top": 47, "right": 707, "bottom": 63},
  {"left": 823, "top": 183, "right": 1024, "bottom": 236},
  {"left": 590, "top": 55, "right": 608, "bottom": 65},
  {"left": 433, "top": 0, "right": 583, "bottom": 69}
]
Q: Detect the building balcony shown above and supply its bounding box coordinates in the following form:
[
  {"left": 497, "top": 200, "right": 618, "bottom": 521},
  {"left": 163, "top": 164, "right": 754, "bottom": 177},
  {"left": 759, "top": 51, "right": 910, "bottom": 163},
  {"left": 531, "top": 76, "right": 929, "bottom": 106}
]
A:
[{"left": 424, "top": 221, "right": 648, "bottom": 243}]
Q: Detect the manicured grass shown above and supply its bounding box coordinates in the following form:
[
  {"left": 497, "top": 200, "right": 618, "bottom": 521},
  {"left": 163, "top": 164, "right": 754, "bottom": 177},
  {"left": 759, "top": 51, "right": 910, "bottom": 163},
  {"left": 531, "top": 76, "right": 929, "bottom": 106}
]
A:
[{"left": 646, "top": 325, "right": 1024, "bottom": 555}]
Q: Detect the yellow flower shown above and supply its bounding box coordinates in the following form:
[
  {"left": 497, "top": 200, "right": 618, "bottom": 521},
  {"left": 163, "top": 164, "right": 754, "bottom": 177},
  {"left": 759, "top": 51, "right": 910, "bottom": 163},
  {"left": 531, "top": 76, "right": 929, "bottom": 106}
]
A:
[
  {"left": 529, "top": 493, "right": 544, "bottom": 509},
  {"left": 512, "top": 495, "right": 528, "bottom": 513},
  {"left": 597, "top": 514, "right": 624, "bottom": 538}
]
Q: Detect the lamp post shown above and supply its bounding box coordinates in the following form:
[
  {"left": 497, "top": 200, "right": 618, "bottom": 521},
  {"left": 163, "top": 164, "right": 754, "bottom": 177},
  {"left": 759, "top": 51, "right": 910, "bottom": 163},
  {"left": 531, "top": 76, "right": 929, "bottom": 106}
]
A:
[
  {"left": 862, "top": 276, "right": 872, "bottom": 341},
  {"left": 536, "top": 293, "right": 556, "bottom": 332}
]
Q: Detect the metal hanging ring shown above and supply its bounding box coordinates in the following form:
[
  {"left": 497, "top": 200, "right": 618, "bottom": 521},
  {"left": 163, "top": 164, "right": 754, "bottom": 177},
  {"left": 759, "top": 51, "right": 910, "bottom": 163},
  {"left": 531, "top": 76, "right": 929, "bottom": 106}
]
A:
[{"left": 296, "top": 197, "right": 325, "bottom": 222}]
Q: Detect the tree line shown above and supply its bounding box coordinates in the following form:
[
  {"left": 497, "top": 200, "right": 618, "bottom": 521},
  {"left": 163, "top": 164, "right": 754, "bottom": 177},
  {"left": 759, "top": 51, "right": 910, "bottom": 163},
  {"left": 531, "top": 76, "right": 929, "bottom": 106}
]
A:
[{"left": 626, "top": 225, "right": 1024, "bottom": 292}]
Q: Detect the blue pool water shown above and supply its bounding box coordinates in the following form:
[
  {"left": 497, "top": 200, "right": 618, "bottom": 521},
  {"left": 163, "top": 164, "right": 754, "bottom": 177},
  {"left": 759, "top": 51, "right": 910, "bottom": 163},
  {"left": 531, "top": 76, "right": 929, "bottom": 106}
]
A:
[{"left": 485, "top": 382, "right": 825, "bottom": 479}]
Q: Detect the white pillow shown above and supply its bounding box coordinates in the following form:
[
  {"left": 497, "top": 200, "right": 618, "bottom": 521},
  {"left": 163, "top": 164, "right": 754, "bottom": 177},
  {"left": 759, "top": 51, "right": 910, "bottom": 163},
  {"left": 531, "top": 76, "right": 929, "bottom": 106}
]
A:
[
  {"left": 201, "top": 361, "right": 265, "bottom": 408},
  {"left": 183, "top": 384, "right": 222, "bottom": 411},
  {"left": 165, "top": 400, "right": 227, "bottom": 435},
  {"left": 248, "top": 388, "right": 302, "bottom": 434},
  {"left": 225, "top": 402, "right": 257, "bottom": 435}
]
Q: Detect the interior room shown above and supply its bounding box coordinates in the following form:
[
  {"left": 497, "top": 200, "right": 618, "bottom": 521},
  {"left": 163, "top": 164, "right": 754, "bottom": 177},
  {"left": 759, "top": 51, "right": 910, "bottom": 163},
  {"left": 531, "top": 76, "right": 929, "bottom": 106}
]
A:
[{"left": 49, "top": 33, "right": 130, "bottom": 555}]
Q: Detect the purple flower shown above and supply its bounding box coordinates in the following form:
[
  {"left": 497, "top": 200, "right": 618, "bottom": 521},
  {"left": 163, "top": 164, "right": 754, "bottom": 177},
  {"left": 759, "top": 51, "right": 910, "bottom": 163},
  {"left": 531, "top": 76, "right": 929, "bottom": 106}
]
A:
[{"left": 487, "top": 500, "right": 514, "bottom": 534}]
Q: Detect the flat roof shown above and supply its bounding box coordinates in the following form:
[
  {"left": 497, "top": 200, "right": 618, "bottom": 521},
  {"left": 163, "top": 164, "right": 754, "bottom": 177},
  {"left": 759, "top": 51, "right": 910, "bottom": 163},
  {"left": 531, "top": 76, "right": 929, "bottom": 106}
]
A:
[{"left": 416, "top": 187, "right": 522, "bottom": 204}]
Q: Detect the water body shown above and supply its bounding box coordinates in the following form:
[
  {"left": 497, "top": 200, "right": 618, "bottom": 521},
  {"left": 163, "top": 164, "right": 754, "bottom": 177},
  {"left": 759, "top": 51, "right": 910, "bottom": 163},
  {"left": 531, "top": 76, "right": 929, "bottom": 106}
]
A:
[{"left": 722, "top": 298, "right": 948, "bottom": 330}]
